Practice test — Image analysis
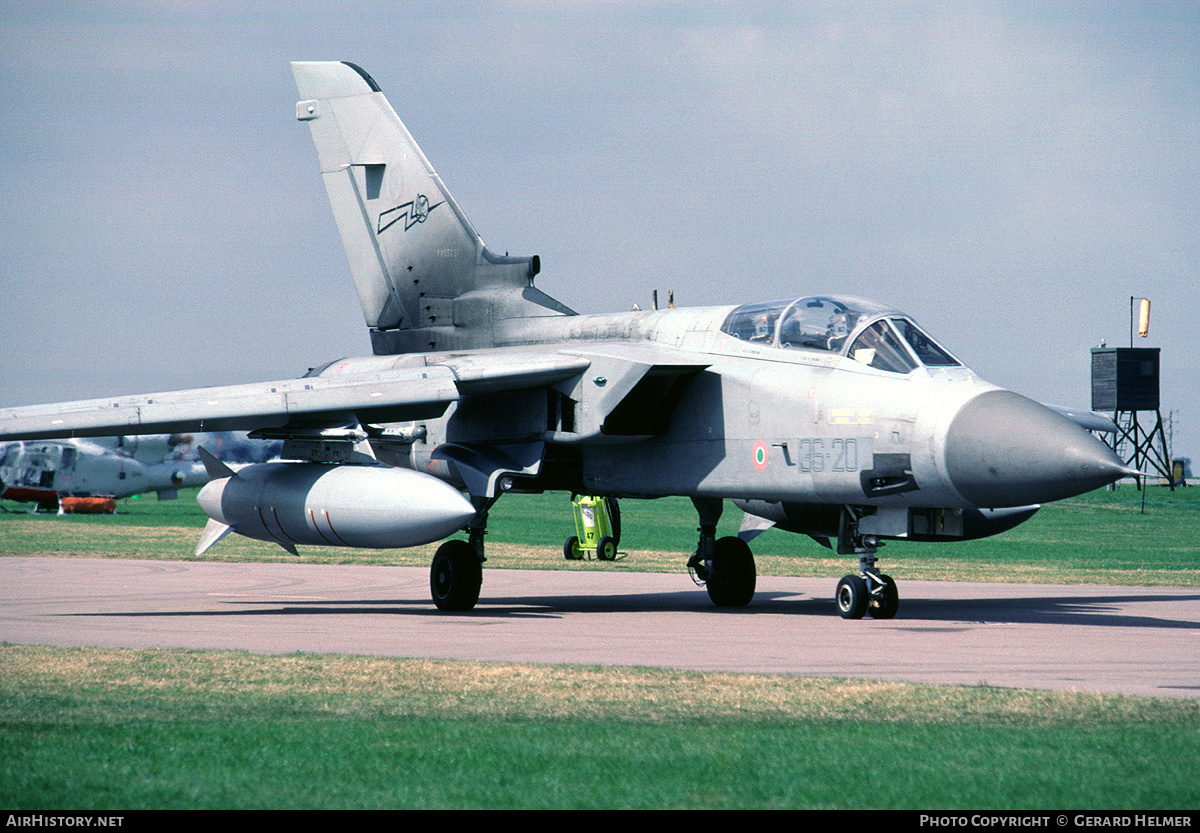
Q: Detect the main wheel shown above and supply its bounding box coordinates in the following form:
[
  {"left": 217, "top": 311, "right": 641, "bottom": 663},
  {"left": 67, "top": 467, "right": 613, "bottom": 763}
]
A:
[
  {"left": 868, "top": 574, "right": 899, "bottom": 619},
  {"left": 835, "top": 574, "right": 868, "bottom": 619},
  {"left": 596, "top": 535, "right": 617, "bottom": 561},
  {"left": 605, "top": 497, "right": 622, "bottom": 547},
  {"left": 430, "top": 540, "right": 482, "bottom": 612},
  {"left": 705, "top": 536, "right": 756, "bottom": 607}
]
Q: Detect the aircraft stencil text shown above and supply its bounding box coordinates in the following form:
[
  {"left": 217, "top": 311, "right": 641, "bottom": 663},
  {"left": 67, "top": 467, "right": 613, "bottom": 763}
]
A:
[{"left": 795, "top": 438, "right": 862, "bottom": 472}]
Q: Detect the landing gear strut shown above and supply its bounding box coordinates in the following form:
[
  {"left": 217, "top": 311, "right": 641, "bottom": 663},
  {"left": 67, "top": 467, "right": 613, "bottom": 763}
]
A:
[
  {"left": 686, "top": 497, "right": 756, "bottom": 607},
  {"left": 835, "top": 508, "right": 899, "bottom": 619}
]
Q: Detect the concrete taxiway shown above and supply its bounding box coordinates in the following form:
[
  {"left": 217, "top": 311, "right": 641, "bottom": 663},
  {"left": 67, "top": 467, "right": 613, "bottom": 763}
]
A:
[{"left": 1, "top": 556, "right": 1197, "bottom": 699}]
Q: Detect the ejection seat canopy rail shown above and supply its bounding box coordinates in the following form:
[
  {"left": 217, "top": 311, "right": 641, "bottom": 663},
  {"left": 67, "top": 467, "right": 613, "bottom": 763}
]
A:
[{"left": 720, "top": 295, "right": 961, "bottom": 373}]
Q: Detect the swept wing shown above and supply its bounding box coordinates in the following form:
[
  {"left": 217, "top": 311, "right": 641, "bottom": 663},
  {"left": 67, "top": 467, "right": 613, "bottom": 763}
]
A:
[{"left": 0, "top": 353, "right": 589, "bottom": 442}]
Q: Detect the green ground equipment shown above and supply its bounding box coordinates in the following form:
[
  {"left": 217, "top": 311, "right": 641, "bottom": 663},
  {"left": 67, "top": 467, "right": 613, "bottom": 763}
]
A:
[{"left": 564, "top": 495, "right": 622, "bottom": 560}]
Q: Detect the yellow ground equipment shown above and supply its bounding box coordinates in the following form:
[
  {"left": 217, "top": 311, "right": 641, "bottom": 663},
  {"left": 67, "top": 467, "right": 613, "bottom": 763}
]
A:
[{"left": 564, "top": 495, "right": 621, "bottom": 560}]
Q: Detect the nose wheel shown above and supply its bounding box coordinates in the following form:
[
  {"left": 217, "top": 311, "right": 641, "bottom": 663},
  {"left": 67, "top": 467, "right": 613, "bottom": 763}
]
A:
[
  {"left": 868, "top": 573, "right": 899, "bottom": 618},
  {"left": 835, "top": 574, "right": 868, "bottom": 618},
  {"left": 835, "top": 510, "right": 900, "bottom": 619},
  {"left": 836, "top": 569, "right": 899, "bottom": 619}
]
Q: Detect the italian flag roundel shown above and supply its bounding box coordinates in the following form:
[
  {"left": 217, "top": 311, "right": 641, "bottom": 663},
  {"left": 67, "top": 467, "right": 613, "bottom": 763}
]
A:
[{"left": 753, "top": 441, "right": 768, "bottom": 471}]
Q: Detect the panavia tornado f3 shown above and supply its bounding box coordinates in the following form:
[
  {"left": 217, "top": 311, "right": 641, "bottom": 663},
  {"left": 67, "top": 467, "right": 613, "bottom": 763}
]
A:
[{"left": 0, "top": 62, "right": 1134, "bottom": 618}]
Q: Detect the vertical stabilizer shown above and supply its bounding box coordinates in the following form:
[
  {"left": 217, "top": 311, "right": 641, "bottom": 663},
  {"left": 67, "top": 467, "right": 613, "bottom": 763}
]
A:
[{"left": 292, "top": 61, "right": 569, "bottom": 353}]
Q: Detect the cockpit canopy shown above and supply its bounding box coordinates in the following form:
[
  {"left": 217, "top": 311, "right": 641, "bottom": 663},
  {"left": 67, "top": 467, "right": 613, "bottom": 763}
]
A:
[{"left": 720, "top": 296, "right": 959, "bottom": 374}]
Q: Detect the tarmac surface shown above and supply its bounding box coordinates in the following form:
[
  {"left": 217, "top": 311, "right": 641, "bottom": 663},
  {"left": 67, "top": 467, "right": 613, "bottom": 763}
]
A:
[{"left": 2, "top": 556, "right": 1198, "bottom": 699}]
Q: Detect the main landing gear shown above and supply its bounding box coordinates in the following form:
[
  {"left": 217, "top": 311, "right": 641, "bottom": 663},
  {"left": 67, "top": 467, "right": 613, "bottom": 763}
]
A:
[
  {"left": 429, "top": 494, "right": 492, "bottom": 612},
  {"left": 426, "top": 493, "right": 897, "bottom": 619},
  {"left": 835, "top": 510, "right": 899, "bottom": 620},
  {"left": 686, "top": 497, "right": 757, "bottom": 607},
  {"left": 430, "top": 539, "right": 482, "bottom": 612}
]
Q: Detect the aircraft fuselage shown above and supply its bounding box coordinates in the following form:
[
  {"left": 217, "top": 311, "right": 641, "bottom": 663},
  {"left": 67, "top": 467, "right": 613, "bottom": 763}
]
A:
[{"left": 315, "top": 299, "right": 1122, "bottom": 549}]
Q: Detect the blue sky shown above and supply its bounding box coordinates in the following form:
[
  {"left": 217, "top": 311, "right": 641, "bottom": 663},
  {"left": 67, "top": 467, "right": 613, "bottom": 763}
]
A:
[{"left": 1, "top": 1, "right": 1196, "bottom": 464}]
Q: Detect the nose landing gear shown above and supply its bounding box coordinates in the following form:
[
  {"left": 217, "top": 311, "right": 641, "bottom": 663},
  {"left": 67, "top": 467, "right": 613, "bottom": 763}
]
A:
[
  {"left": 835, "top": 562, "right": 898, "bottom": 620},
  {"left": 835, "top": 510, "right": 899, "bottom": 620}
]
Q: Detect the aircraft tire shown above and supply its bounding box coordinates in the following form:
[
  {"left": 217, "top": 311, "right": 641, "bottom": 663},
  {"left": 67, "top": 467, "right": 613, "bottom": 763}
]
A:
[
  {"left": 605, "top": 497, "right": 622, "bottom": 547},
  {"left": 835, "top": 574, "right": 868, "bottom": 619},
  {"left": 430, "top": 540, "right": 482, "bottom": 612},
  {"left": 564, "top": 536, "right": 582, "bottom": 560},
  {"left": 868, "top": 575, "right": 899, "bottom": 619},
  {"left": 706, "top": 536, "right": 756, "bottom": 607},
  {"left": 597, "top": 535, "right": 617, "bottom": 561}
]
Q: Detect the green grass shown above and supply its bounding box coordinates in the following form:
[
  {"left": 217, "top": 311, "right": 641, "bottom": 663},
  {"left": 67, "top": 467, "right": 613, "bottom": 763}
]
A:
[
  {"left": 2, "top": 645, "right": 1198, "bottom": 810},
  {"left": 3, "top": 484, "right": 1198, "bottom": 585},
  {"left": 3, "top": 487, "right": 1198, "bottom": 809}
]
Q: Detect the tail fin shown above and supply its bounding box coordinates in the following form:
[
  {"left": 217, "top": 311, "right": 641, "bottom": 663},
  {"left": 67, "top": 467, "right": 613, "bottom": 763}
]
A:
[{"left": 292, "top": 62, "right": 571, "bottom": 354}]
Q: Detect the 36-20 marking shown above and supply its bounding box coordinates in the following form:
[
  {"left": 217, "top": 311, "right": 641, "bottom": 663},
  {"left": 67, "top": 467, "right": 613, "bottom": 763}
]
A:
[{"left": 797, "top": 438, "right": 859, "bottom": 473}]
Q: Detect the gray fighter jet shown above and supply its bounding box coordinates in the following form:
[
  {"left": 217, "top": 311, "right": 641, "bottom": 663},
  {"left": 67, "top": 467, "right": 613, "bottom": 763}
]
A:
[{"left": 0, "top": 62, "right": 1133, "bottom": 617}]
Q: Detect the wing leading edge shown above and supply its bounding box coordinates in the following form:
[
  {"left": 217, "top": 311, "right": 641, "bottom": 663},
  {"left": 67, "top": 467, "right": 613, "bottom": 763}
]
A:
[
  {"left": 0, "top": 353, "right": 592, "bottom": 442},
  {"left": 0, "top": 366, "right": 458, "bottom": 441}
]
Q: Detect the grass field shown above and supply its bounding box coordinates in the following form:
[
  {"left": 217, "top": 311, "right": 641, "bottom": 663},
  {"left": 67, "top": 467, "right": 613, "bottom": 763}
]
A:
[
  {"left": 2, "top": 484, "right": 1198, "bottom": 809},
  {"left": 2, "top": 645, "right": 1198, "bottom": 810},
  {"left": 3, "top": 483, "right": 1199, "bottom": 585}
]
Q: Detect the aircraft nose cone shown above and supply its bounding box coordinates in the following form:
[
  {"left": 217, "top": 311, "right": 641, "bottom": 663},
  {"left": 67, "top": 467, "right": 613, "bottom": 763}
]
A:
[{"left": 944, "top": 390, "right": 1129, "bottom": 507}]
